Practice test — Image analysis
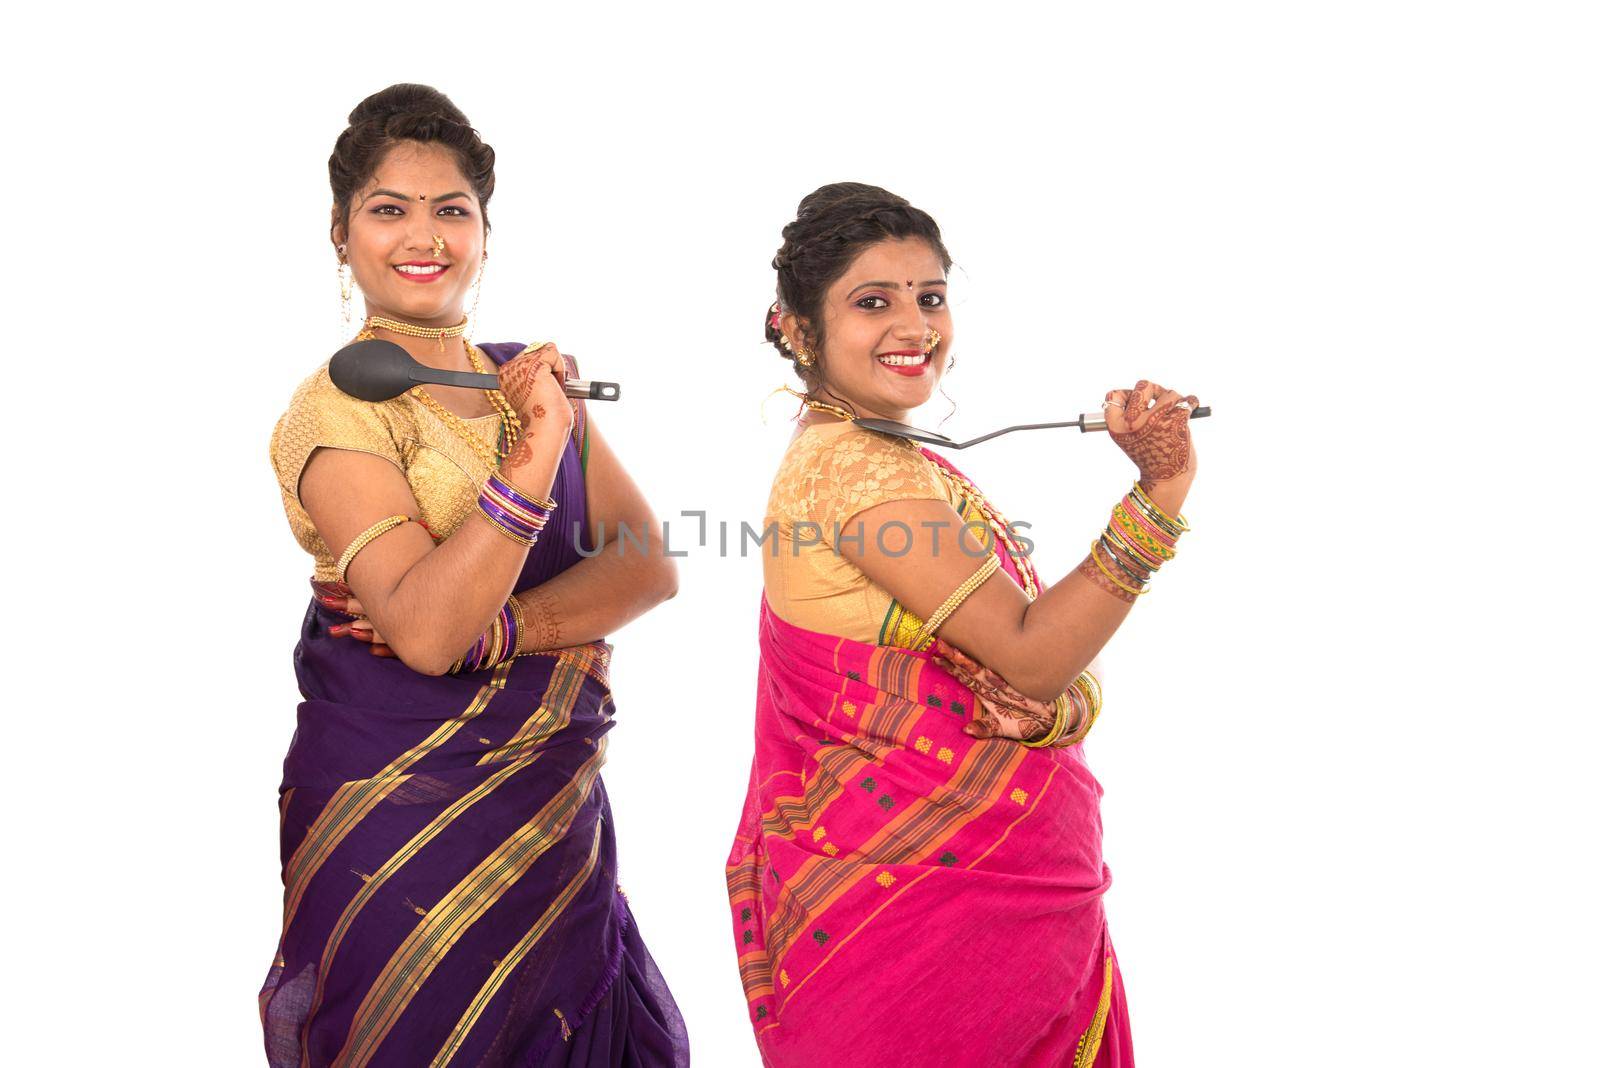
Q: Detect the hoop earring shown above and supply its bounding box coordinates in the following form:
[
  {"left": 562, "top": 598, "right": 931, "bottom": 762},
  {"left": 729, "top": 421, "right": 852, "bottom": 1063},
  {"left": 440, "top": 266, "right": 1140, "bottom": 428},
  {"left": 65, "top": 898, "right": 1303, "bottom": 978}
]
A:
[
  {"left": 937, "top": 380, "right": 958, "bottom": 427},
  {"left": 935, "top": 352, "right": 957, "bottom": 427}
]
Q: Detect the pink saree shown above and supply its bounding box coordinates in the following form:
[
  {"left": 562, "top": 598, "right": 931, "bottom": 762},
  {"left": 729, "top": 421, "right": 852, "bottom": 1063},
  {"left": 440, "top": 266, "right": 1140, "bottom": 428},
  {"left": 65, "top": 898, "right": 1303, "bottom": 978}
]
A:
[{"left": 726, "top": 449, "right": 1132, "bottom": 1068}]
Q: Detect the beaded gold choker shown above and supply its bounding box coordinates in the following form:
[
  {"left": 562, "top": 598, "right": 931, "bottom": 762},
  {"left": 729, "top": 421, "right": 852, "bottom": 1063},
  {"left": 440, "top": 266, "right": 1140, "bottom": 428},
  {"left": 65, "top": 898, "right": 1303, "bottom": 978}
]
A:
[
  {"left": 352, "top": 322, "right": 522, "bottom": 468},
  {"left": 365, "top": 315, "right": 469, "bottom": 350}
]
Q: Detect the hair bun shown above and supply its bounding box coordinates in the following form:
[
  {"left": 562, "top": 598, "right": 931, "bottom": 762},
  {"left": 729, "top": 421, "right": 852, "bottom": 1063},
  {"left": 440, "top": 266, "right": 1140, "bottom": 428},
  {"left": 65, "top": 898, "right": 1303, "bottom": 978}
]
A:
[{"left": 346, "top": 83, "right": 465, "bottom": 127}]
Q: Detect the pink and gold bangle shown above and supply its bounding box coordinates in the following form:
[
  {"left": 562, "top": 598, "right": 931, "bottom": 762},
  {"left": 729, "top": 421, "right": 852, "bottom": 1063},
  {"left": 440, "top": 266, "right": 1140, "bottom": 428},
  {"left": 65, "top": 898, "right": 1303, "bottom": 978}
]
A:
[
  {"left": 1129, "top": 482, "right": 1189, "bottom": 535},
  {"left": 1112, "top": 502, "right": 1176, "bottom": 563}
]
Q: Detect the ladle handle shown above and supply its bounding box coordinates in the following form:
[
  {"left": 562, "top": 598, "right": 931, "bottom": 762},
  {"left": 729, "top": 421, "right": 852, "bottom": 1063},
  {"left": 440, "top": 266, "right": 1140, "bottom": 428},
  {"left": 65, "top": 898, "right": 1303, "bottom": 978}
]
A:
[{"left": 1078, "top": 405, "right": 1211, "bottom": 432}]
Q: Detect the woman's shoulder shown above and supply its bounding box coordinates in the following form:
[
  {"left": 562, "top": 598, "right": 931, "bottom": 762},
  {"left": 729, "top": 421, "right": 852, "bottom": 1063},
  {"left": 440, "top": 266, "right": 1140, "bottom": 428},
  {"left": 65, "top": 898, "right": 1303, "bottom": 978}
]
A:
[
  {"left": 781, "top": 420, "right": 933, "bottom": 473},
  {"left": 269, "top": 362, "right": 411, "bottom": 488},
  {"left": 274, "top": 362, "right": 410, "bottom": 433},
  {"left": 768, "top": 421, "right": 948, "bottom": 524}
]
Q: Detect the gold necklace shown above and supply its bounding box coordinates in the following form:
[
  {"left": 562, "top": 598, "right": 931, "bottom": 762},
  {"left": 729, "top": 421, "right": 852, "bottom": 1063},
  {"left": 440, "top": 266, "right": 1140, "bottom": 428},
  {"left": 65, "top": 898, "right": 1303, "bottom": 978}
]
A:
[
  {"left": 355, "top": 323, "right": 503, "bottom": 471},
  {"left": 927, "top": 462, "right": 1040, "bottom": 599},
  {"left": 464, "top": 341, "right": 523, "bottom": 459},
  {"left": 780, "top": 384, "right": 855, "bottom": 423},
  {"left": 366, "top": 314, "right": 469, "bottom": 350}
]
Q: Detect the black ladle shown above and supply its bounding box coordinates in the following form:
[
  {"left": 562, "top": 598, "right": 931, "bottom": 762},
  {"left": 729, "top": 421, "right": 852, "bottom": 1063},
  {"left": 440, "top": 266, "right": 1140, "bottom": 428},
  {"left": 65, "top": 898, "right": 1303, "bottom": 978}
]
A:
[
  {"left": 328, "top": 338, "right": 621, "bottom": 403},
  {"left": 853, "top": 405, "right": 1211, "bottom": 450}
]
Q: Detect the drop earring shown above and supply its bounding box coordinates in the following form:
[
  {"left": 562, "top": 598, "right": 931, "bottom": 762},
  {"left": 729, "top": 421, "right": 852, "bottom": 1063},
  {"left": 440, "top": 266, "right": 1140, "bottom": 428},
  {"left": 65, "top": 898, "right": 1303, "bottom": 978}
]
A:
[
  {"left": 337, "top": 246, "right": 353, "bottom": 331},
  {"left": 467, "top": 251, "right": 487, "bottom": 338}
]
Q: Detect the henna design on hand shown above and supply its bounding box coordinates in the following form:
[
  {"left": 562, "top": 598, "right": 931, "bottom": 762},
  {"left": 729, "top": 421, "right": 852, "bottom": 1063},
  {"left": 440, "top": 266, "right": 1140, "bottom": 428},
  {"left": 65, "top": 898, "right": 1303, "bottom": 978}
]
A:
[
  {"left": 501, "top": 436, "right": 537, "bottom": 474},
  {"left": 498, "top": 356, "right": 542, "bottom": 412},
  {"left": 932, "top": 639, "right": 1056, "bottom": 742},
  {"left": 1109, "top": 394, "right": 1193, "bottom": 483},
  {"left": 519, "top": 585, "right": 563, "bottom": 651}
]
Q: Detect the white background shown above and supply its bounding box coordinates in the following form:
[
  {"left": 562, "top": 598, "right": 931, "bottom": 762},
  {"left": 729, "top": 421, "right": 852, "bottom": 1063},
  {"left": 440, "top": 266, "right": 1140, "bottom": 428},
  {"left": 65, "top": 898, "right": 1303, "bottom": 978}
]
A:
[{"left": 9, "top": 2, "right": 1597, "bottom": 1065}]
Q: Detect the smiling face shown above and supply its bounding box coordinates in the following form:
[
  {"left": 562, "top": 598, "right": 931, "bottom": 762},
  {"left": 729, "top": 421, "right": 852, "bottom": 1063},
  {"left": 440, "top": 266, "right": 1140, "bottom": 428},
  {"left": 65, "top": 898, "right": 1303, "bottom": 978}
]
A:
[
  {"left": 785, "top": 237, "right": 953, "bottom": 423},
  {"left": 333, "top": 141, "right": 485, "bottom": 327}
]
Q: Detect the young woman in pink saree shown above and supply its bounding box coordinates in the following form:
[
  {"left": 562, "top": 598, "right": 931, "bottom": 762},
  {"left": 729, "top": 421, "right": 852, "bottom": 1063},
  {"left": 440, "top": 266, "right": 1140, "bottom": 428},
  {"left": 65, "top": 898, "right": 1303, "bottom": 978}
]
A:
[{"left": 726, "top": 184, "right": 1201, "bottom": 1066}]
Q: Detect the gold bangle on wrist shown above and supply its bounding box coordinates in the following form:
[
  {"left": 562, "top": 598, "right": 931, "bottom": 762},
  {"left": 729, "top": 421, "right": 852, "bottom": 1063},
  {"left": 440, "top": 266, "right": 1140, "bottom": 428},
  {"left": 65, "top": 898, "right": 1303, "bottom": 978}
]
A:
[
  {"left": 506, "top": 594, "right": 527, "bottom": 658},
  {"left": 1023, "top": 692, "right": 1071, "bottom": 748}
]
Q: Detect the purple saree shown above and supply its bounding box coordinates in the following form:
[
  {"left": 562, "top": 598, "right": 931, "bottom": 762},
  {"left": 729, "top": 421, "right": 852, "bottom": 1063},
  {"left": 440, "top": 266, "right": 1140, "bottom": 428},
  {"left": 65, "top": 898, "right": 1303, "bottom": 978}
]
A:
[{"left": 260, "top": 343, "right": 688, "bottom": 1067}]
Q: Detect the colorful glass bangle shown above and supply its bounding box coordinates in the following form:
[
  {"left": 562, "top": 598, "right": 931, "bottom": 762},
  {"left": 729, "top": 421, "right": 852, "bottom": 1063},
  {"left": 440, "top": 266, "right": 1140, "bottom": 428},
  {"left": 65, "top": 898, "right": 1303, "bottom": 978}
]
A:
[
  {"left": 1112, "top": 502, "right": 1176, "bottom": 562},
  {"left": 487, "top": 472, "right": 557, "bottom": 513},
  {"left": 506, "top": 594, "right": 526, "bottom": 659},
  {"left": 481, "top": 480, "right": 553, "bottom": 529},
  {"left": 1102, "top": 524, "right": 1162, "bottom": 574},
  {"left": 1099, "top": 532, "right": 1154, "bottom": 584},
  {"left": 1129, "top": 482, "right": 1189, "bottom": 535},
  {"left": 478, "top": 473, "right": 556, "bottom": 547},
  {"left": 1022, "top": 691, "right": 1071, "bottom": 748},
  {"left": 335, "top": 514, "right": 412, "bottom": 584},
  {"left": 1117, "top": 496, "right": 1178, "bottom": 549},
  {"left": 451, "top": 598, "right": 524, "bottom": 675},
  {"left": 477, "top": 499, "right": 537, "bottom": 547},
  {"left": 1090, "top": 540, "right": 1148, "bottom": 596}
]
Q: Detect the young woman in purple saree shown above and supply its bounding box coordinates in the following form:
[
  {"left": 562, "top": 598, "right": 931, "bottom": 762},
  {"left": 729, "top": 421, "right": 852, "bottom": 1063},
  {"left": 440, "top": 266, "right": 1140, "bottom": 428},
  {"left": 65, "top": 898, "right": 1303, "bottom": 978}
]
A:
[
  {"left": 261, "top": 85, "right": 688, "bottom": 1067},
  {"left": 727, "top": 184, "right": 1202, "bottom": 1066}
]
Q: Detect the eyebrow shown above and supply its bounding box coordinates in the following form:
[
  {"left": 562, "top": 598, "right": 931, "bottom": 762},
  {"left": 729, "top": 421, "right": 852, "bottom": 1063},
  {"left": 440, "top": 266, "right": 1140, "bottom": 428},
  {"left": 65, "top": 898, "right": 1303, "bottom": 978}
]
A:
[
  {"left": 846, "top": 279, "right": 948, "bottom": 297},
  {"left": 359, "top": 188, "right": 473, "bottom": 205}
]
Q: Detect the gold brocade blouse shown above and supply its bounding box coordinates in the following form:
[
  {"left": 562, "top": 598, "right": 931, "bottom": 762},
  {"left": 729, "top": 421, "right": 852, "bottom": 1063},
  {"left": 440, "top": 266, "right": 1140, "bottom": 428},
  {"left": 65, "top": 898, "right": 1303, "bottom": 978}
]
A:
[
  {"left": 763, "top": 420, "right": 998, "bottom": 650},
  {"left": 269, "top": 363, "right": 506, "bottom": 582}
]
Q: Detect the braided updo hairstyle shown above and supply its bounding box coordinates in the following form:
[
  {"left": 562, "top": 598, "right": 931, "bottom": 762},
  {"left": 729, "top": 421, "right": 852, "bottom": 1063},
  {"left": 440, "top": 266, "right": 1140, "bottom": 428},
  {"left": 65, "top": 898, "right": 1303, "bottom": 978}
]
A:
[
  {"left": 765, "top": 183, "right": 952, "bottom": 388},
  {"left": 328, "top": 84, "right": 496, "bottom": 242}
]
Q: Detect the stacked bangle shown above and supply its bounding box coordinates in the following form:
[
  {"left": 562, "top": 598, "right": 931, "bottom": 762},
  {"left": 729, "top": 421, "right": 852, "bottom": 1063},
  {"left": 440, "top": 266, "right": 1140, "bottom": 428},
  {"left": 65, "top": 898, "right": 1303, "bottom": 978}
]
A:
[
  {"left": 1022, "top": 669, "right": 1105, "bottom": 749},
  {"left": 478, "top": 472, "right": 557, "bottom": 547},
  {"left": 1090, "top": 484, "right": 1190, "bottom": 596},
  {"left": 451, "top": 596, "right": 525, "bottom": 674}
]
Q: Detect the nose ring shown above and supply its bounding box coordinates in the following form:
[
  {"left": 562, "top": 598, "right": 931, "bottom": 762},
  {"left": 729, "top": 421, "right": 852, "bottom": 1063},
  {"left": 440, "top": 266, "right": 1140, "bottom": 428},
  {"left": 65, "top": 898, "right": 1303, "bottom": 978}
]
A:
[{"left": 432, "top": 234, "right": 445, "bottom": 259}]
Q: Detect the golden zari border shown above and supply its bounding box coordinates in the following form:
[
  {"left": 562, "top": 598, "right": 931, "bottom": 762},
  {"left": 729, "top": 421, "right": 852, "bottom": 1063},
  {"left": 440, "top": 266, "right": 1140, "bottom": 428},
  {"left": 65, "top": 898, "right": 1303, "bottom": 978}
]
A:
[
  {"left": 333, "top": 741, "right": 608, "bottom": 1067},
  {"left": 279, "top": 662, "right": 514, "bottom": 933},
  {"left": 430, "top": 816, "right": 606, "bottom": 1066}
]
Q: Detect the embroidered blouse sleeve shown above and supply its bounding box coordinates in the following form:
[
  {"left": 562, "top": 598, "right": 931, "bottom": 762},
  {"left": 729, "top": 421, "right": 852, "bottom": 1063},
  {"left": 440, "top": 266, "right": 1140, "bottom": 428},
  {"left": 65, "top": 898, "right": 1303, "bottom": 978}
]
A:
[
  {"left": 269, "top": 366, "right": 406, "bottom": 507},
  {"left": 798, "top": 429, "right": 947, "bottom": 546}
]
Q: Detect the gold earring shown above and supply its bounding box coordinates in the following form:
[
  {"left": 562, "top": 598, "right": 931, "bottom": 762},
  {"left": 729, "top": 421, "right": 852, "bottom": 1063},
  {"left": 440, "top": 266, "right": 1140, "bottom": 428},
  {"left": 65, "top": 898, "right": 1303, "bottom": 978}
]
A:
[
  {"left": 794, "top": 346, "right": 816, "bottom": 367},
  {"left": 467, "top": 251, "right": 487, "bottom": 337},
  {"left": 337, "top": 256, "right": 354, "bottom": 331},
  {"left": 432, "top": 234, "right": 445, "bottom": 259}
]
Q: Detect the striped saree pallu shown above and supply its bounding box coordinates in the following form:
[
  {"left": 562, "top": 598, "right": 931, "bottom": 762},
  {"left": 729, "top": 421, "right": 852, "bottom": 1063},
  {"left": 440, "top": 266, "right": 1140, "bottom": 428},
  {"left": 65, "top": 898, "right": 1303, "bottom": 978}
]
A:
[
  {"left": 727, "top": 596, "right": 1130, "bottom": 1068},
  {"left": 261, "top": 637, "right": 647, "bottom": 1067}
]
